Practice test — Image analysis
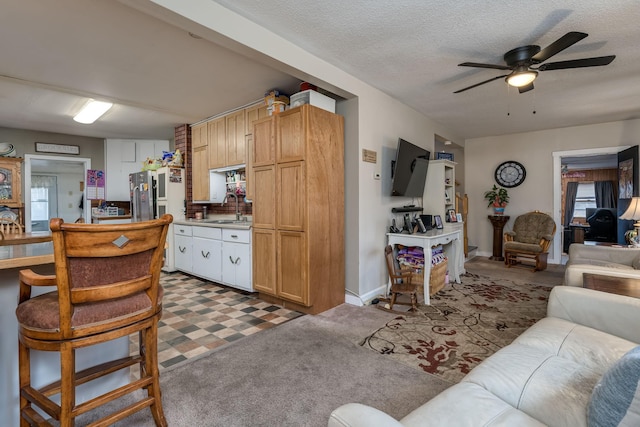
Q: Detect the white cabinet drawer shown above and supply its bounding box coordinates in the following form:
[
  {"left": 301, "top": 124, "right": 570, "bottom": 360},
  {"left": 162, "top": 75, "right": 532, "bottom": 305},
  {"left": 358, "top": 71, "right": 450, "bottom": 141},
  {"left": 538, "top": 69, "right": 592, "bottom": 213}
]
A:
[
  {"left": 222, "top": 229, "right": 251, "bottom": 243},
  {"left": 174, "top": 225, "right": 192, "bottom": 236},
  {"left": 193, "top": 226, "right": 222, "bottom": 240}
]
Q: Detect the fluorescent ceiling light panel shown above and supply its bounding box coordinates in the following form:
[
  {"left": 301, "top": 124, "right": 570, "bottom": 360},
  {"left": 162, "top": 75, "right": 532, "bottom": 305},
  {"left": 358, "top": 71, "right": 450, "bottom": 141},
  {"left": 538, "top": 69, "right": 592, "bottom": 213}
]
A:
[{"left": 73, "top": 100, "right": 113, "bottom": 124}]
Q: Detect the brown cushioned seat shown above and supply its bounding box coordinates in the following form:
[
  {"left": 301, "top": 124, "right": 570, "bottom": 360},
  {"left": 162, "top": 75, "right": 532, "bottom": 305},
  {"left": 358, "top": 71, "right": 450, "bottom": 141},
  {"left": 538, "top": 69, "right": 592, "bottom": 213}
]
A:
[
  {"left": 16, "top": 215, "right": 172, "bottom": 427},
  {"left": 504, "top": 211, "right": 556, "bottom": 271}
]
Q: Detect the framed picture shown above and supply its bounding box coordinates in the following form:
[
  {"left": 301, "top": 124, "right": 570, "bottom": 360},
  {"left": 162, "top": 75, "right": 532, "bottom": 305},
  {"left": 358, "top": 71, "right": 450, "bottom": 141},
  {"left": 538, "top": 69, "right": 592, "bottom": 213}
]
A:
[
  {"left": 436, "top": 152, "right": 454, "bottom": 161},
  {"left": 434, "top": 215, "right": 443, "bottom": 229},
  {"left": 456, "top": 213, "right": 463, "bottom": 222},
  {"left": 448, "top": 209, "right": 457, "bottom": 222}
]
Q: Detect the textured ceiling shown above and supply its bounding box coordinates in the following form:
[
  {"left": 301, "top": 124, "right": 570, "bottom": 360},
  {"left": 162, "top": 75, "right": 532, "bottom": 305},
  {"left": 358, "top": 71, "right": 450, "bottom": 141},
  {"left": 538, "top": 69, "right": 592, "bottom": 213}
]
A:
[
  {"left": 213, "top": 0, "right": 640, "bottom": 139},
  {"left": 0, "top": 1, "right": 638, "bottom": 141}
]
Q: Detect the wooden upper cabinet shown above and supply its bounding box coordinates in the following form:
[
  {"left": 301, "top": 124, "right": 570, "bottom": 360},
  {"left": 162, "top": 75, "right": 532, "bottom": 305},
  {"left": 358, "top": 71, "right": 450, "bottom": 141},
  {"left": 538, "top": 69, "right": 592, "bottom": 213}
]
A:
[
  {"left": 277, "top": 161, "right": 305, "bottom": 231},
  {"left": 191, "top": 123, "right": 208, "bottom": 148},
  {"left": 245, "top": 134, "right": 254, "bottom": 200},
  {"left": 245, "top": 104, "right": 268, "bottom": 135},
  {"left": 208, "top": 117, "right": 226, "bottom": 169},
  {"left": 278, "top": 107, "right": 305, "bottom": 163},
  {"left": 226, "top": 110, "right": 246, "bottom": 166},
  {"left": 192, "top": 145, "right": 209, "bottom": 201},
  {"left": 253, "top": 116, "right": 275, "bottom": 166},
  {"left": 191, "top": 123, "right": 209, "bottom": 202},
  {"left": 252, "top": 165, "right": 276, "bottom": 229}
]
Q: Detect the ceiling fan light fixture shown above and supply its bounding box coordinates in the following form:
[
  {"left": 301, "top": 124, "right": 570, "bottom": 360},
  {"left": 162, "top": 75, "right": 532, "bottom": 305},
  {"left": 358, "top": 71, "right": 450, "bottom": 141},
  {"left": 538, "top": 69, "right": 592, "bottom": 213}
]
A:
[
  {"left": 506, "top": 68, "right": 538, "bottom": 88},
  {"left": 73, "top": 100, "right": 113, "bottom": 124}
]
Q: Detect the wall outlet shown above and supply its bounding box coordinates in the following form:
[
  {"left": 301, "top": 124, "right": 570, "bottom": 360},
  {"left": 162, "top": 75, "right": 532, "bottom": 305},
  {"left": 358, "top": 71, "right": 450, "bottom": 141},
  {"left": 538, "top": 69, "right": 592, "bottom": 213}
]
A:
[{"left": 373, "top": 172, "right": 381, "bottom": 180}]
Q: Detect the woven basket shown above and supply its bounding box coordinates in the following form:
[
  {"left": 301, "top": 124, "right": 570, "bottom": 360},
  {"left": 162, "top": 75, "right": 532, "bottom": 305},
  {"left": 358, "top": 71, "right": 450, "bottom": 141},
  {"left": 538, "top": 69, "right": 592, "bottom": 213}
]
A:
[{"left": 429, "top": 259, "right": 448, "bottom": 296}]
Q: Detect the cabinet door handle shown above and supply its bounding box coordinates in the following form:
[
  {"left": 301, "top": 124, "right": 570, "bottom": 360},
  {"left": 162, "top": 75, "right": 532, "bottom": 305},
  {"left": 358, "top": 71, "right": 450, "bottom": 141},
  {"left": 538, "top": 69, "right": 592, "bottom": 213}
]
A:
[
  {"left": 230, "top": 234, "right": 238, "bottom": 239},
  {"left": 202, "top": 251, "right": 210, "bottom": 259},
  {"left": 179, "top": 246, "right": 186, "bottom": 253},
  {"left": 229, "top": 256, "right": 241, "bottom": 265}
]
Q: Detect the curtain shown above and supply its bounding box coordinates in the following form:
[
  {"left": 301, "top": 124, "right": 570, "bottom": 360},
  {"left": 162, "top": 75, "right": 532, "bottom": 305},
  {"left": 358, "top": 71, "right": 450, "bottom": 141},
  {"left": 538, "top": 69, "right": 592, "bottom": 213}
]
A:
[
  {"left": 564, "top": 181, "right": 579, "bottom": 225},
  {"left": 595, "top": 180, "right": 616, "bottom": 208}
]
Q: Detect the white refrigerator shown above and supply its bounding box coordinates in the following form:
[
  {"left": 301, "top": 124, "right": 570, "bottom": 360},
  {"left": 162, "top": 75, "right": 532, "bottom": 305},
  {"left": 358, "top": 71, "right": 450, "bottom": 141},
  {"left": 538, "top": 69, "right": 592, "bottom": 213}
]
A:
[{"left": 152, "top": 167, "right": 185, "bottom": 272}]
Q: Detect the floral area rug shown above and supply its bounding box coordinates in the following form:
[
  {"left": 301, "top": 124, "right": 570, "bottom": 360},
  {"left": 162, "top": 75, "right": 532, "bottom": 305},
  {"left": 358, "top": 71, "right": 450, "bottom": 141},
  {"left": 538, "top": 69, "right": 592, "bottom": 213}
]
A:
[{"left": 359, "top": 273, "right": 553, "bottom": 383}]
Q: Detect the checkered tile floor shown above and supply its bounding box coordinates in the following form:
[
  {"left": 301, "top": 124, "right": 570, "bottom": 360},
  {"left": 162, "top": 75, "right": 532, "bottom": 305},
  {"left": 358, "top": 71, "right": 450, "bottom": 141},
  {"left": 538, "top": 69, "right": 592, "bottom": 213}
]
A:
[{"left": 130, "top": 271, "right": 302, "bottom": 372}]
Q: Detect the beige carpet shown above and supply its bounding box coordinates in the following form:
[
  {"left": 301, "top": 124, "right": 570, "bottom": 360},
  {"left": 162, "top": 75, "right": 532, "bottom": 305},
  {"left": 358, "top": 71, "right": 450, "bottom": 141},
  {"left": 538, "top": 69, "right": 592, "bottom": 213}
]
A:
[{"left": 75, "top": 257, "right": 566, "bottom": 426}]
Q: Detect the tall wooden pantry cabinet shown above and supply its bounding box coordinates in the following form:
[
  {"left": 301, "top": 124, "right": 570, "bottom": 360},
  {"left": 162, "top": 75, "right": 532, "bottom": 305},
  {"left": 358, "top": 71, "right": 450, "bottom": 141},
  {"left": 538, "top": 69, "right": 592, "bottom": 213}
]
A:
[{"left": 251, "top": 104, "right": 344, "bottom": 315}]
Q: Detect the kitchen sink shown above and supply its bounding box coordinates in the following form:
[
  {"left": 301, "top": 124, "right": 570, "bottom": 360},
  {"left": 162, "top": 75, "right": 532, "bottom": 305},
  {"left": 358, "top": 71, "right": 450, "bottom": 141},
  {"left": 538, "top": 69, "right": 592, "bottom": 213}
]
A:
[{"left": 202, "top": 219, "right": 250, "bottom": 224}]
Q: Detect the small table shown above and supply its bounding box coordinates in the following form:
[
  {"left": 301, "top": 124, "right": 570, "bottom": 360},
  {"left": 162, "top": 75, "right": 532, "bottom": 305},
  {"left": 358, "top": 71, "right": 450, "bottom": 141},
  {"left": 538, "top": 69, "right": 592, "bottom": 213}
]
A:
[
  {"left": 387, "top": 228, "right": 465, "bottom": 305},
  {"left": 488, "top": 215, "right": 510, "bottom": 261},
  {"left": 583, "top": 273, "right": 640, "bottom": 299}
]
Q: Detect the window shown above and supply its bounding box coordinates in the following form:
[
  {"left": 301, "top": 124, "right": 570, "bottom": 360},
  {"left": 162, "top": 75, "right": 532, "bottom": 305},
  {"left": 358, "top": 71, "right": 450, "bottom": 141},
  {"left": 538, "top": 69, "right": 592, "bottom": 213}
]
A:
[
  {"left": 31, "top": 187, "right": 50, "bottom": 221},
  {"left": 30, "top": 175, "right": 58, "bottom": 231},
  {"left": 573, "top": 182, "right": 597, "bottom": 219}
]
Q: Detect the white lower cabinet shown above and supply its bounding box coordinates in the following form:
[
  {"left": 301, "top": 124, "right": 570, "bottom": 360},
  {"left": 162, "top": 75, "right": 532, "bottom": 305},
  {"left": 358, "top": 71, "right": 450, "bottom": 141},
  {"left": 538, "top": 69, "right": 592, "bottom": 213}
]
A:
[
  {"left": 193, "top": 227, "right": 222, "bottom": 283},
  {"left": 222, "top": 229, "right": 252, "bottom": 291},
  {"left": 174, "top": 225, "right": 193, "bottom": 273},
  {"left": 174, "top": 224, "right": 252, "bottom": 292}
]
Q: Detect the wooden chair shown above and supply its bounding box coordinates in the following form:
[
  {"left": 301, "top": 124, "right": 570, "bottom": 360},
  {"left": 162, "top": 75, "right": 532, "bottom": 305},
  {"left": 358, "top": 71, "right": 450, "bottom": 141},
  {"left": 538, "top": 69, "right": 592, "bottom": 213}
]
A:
[
  {"left": 16, "top": 214, "right": 172, "bottom": 427},
  {"left": 384, "top": 245, "right": 419, "bottom": 312},
  {"left": 0, "top": 217, "right": 23, "bottom": 236},
  {"left": 504, "top": 211, "right": 556, "bottom": 271}
]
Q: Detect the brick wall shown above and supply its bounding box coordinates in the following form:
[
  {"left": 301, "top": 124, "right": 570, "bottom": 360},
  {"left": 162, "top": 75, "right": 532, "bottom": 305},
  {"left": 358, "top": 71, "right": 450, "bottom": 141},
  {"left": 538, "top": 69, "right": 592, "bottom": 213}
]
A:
[{"left": 174, "top": 124, "right": 253, "bottom": 219}]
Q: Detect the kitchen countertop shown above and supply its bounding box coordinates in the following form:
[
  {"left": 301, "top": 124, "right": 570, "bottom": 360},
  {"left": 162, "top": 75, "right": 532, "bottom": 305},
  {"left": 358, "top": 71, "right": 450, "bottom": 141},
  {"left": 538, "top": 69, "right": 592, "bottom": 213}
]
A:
[{"left": 173, "top": 216, "right": 252, "bottom": 230}]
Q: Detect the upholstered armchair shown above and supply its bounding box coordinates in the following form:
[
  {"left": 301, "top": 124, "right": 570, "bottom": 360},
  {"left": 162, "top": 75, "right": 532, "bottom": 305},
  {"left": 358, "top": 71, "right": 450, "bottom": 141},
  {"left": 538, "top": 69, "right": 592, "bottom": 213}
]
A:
[{"left": 504, "top": 211, "right": 556, "bottom": 271}]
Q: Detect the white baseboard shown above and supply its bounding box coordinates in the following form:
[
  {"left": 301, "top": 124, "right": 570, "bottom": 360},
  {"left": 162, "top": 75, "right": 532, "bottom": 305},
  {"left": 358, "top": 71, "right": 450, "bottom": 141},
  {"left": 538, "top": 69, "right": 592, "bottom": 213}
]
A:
[{"left": 344, "top": 284, "right": 387, "bottom": 306}]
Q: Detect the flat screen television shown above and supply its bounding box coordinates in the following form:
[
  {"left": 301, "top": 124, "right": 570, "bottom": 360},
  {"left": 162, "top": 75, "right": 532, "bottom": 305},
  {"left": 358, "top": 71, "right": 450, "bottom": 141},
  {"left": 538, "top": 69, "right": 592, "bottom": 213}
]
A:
[{"left": 391, "top": 138, "right": 430, "bottom": 197}]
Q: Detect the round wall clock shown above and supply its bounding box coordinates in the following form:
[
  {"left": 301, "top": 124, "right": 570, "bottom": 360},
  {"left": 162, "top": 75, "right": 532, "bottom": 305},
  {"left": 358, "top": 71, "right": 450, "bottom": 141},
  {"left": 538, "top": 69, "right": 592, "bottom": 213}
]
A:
[{"left": 495, "top": 161, "right": 526, "bottom": 188}]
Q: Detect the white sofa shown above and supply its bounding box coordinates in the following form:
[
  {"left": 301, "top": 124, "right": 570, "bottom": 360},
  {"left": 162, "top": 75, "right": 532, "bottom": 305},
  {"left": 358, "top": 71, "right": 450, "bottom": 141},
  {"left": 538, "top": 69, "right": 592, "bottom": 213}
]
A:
[
  {"left": 328, "top": 286, "right": 640, "bottom": 427},
  {"left": 564, "top": 243, "right": 640, "bottom": 287}
]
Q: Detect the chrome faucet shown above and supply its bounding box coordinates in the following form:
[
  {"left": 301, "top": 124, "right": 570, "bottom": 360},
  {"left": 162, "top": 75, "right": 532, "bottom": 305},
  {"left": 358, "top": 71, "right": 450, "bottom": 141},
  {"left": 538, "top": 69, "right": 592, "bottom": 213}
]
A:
[{"left": 222, "top": 192, "right": 242, "bottom": 220}]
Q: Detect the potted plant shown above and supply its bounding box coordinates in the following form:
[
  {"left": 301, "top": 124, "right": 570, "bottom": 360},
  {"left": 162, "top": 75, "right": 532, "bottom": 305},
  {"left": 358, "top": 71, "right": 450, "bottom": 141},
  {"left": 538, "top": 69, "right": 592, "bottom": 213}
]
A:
[{"left": 484, "top": 185, "right": 509, "bottom": 215}]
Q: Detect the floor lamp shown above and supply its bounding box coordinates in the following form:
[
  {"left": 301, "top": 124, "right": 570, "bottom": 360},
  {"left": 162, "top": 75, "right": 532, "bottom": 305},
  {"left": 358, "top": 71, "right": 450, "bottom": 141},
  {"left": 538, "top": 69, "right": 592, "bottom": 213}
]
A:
[{"left": 620, "top": 197, "right": 640, "bottom": 246}]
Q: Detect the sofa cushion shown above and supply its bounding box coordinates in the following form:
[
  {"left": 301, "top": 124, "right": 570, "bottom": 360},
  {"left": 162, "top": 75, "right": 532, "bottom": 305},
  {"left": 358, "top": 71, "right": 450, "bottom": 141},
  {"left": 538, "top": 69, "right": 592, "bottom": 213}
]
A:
[
  {"left": 400, "top": 382, "right": 545, "bottom": 427},
  {"left": 632, "top": 255, "right": 640, "bottom": 270},
  {"left": 588, "top": 346, "right": 640, "bottom": 427},
  {"left": 513, "top": 318, "right": 637, "bottom": 373}
]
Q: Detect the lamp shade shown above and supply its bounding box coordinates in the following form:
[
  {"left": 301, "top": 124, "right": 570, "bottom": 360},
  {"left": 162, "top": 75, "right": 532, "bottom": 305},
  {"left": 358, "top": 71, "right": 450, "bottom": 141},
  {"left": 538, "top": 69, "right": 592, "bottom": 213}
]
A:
[{"left": 620, "top": 197, "right": 640, "bottom": 220}]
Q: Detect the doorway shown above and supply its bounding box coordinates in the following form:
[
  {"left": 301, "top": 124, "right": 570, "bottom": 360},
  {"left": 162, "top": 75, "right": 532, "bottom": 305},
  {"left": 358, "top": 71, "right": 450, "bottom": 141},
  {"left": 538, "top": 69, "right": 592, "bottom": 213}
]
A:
[
  {"left": 552, "top": 146, "right": 628, "bottom": 264},
  {"left": 24, "top": 154, "right": 91, "bottom": 232}
]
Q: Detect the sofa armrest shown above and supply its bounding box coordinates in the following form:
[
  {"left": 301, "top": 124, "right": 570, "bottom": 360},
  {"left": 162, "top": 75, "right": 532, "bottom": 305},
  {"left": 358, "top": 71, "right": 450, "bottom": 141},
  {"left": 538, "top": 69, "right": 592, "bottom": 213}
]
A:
[
  {"left": 328, "top": 403, "right": 403, "bottom": 427},
  {"left": 548, "top": 286, "right": 640, "bottom": 343}
]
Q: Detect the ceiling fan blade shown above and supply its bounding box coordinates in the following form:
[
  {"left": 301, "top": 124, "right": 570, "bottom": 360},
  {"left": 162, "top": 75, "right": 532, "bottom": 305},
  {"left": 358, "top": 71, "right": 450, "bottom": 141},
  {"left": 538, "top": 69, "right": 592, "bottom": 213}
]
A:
[
  {"left": 454, "top": 75, "right": 510, "bottom": 93},
  {"left": 518, "top": 83, "right": 534, "bottom": 94},
  {"left": 531, "top": 31, "right": 588, "bottom": 63},
  {"left": 459, "top": 62, "right": 511, "bottom": 70},
  {"left": 538, "top": 55, "right": 616, "bottom": 71}
]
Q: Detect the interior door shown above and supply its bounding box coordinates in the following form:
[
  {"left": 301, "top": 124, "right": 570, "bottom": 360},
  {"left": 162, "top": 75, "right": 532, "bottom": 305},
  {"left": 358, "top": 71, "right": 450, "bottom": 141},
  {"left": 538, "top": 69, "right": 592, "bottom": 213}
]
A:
[{"left": 617, "top": 146, "right": 639, "bottom": 243}]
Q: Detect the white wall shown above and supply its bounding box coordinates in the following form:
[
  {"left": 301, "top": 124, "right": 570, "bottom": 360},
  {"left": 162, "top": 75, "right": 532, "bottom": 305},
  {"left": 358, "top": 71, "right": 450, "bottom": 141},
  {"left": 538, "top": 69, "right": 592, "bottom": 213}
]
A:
[
  {"left": 465, "top": 118, "right": 640, "bottom": 259},
  {"left": 151, "top": 0, "right": 464, "bottom": 301},
  {"left": 56, "top": 172, "right": 85, "bottom": 222}
]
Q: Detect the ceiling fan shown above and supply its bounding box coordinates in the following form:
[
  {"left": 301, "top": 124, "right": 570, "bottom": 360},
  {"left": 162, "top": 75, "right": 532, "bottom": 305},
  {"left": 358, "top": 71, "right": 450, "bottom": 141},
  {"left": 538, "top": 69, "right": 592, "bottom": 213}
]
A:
[{"left": 454, "top": 32, "right": 615, "bottom": 94}]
